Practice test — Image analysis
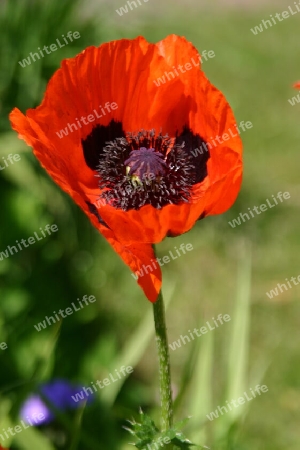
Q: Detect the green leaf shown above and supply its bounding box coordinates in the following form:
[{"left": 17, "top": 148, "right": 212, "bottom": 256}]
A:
[{"left": 125, "top": 412, "right": 205, "bottom": 449}]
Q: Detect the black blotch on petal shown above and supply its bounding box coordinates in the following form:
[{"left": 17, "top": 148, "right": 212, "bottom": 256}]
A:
[
  {"left": 166, "top": 230, "right": 185, "bottom": 238},
  {"left": 175, "top": 126, "right": 210, "bottom": 184},
  {"left": 86, "top": 201, "right": 109, "bottom": 228},
  {"left": 82, "top": 120, "right": 126, "bottom": 171},
  {"left": 198, "top": 211, "right": 206, "bottom": 221}
]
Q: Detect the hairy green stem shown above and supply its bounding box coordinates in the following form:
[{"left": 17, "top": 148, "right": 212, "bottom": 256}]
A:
[{"left": 153, "top": 289, "right": 174, "bottom": 432}]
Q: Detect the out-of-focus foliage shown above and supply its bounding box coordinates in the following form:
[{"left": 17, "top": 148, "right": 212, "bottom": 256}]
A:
[{"left": 1, "top": 0, "right": 300, "bottom": 449}]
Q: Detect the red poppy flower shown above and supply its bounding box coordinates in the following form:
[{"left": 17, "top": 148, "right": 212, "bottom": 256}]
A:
[{"left": 9, "top": 35, "right": 243, "bottom": 302}]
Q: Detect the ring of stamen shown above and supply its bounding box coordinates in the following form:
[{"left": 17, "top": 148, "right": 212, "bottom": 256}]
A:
[{"left": 96, "top": 128, "right": 207, "bottom": 211}]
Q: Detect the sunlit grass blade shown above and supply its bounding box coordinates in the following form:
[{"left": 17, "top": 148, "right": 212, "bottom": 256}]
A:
[
  {"left": 172, "top": 332, "right": 200, "bottom": 413},
  {"left": 216, "top": 241, "right": 252, "bottom": 440},
  {"left": 226, "top": 242, "right": 252, "bottom": 409},
  {"left": 31, "top": 320, "right": 62, "bottom": 381},
  {"left": 188, "top": 328, "right": 214, "bottom": 445},
  {"left": 68, "top": 402, "right": 86, "bottom": 450}
]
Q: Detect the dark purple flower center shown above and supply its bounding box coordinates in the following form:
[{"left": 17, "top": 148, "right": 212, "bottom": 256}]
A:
[
  {"left": 124, "top": 147, "right": 167, "bottom": 182},
  {"left": 82, "top": 121, "right": 210, "bottom": 212}
]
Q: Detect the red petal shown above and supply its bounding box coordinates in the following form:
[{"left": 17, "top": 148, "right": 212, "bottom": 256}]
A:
[{"left": 9, "top": 35, "right": 243, "bottom": 301}]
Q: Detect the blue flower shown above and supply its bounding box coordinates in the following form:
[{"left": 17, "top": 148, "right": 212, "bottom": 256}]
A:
[{"left": 20, "top": 379, "right": 93, "bottom": 425}]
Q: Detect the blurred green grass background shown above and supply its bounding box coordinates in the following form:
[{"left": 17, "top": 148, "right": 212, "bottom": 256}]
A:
[{"left": 0, "top": 0, "right": 300, "bottom": 449}]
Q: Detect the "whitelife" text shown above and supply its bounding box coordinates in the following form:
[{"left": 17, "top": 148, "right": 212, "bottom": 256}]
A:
[
  {"left": 0, "top": 224, "right": 58, "bottom": 261},
  {"left": 18, "top": 31, "right": 81, "bottom": 68}
]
